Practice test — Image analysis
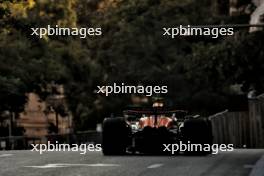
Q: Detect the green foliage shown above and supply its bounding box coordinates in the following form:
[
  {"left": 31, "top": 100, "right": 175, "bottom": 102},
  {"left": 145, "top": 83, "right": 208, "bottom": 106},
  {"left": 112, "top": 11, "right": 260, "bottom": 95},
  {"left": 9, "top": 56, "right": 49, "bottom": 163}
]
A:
[
  {"left": 0, "top": 76, "right": 26, "bottom": 112},
  {"left": 0, "top": 0, "right": 263, "bottom": 131}
]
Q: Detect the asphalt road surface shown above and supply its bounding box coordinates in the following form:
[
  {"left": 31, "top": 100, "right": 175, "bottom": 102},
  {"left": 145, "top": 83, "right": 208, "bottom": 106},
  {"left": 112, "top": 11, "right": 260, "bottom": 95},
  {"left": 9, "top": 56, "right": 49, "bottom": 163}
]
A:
[{"left": 0, "top": 149, "right": 263, "bottom": 176}]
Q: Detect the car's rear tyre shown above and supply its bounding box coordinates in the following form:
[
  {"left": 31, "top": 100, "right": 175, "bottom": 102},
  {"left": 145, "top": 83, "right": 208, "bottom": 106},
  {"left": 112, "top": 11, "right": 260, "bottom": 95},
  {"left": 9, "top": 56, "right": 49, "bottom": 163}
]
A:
[
  {"left": 102, "top": 117, "right": 130, "bottom": 155},
  {"left": 183, "top": 118, "right": 213, "bottom": 155}
]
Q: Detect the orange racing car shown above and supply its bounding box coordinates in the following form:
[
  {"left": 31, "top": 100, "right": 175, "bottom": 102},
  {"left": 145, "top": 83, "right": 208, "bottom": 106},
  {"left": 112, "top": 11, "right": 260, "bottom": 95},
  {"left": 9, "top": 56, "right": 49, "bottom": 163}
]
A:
[{"left": 102, "top": 101, "right": 213, "bottom": 155}]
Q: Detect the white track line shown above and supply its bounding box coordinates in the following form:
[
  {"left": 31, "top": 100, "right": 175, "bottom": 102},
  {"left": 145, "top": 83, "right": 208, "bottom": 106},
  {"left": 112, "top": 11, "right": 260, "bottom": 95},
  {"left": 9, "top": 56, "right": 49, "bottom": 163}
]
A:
[
  {"left": 147, "top": 163, "right": 164, "bottom": 169},
  {"left": 24, "top": 163, "right": 120, "bottom": 168},
  {"left": 0, "top": 154, "right": 13, "bottom": 157},
  {"left": 244, "top": 164, "right": 254, "bottom": 169}
]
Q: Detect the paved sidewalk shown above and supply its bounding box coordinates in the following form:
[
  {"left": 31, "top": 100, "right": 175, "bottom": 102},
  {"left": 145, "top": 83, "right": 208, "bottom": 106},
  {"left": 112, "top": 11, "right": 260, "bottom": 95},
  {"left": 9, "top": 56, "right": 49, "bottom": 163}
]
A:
[{"left": 250, "top": 155, "right": 264, "bottom": 176}]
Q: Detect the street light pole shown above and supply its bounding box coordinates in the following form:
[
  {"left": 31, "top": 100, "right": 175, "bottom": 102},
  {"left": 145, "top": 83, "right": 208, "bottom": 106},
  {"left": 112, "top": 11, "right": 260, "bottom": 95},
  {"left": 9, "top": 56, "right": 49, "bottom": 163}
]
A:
[{"left": 8, "top": 112, "right": 13, "bottom": 150}]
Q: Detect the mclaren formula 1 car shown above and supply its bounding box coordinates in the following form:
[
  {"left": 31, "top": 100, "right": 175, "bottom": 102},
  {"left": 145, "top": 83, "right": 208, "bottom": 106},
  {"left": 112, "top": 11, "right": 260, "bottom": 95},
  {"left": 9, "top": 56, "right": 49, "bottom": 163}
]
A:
[{"left": 102, "top": 105, "right": 213, "bottom": 155}]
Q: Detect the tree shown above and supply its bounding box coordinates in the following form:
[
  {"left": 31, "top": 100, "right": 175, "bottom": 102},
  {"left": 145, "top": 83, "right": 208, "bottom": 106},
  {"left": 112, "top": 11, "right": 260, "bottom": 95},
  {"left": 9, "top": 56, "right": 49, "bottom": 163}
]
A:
[
  {"left": 1, "top": 0, "right": 263, "bottom": 132},
  {"left": 0, "top": 0, "right": 77, "bottom": 133}
]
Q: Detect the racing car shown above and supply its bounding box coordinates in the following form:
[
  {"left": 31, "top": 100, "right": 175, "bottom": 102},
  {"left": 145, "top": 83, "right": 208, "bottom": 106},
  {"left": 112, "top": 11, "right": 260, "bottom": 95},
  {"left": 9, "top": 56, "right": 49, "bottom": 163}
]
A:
[{"left": 102, "top": 101, "right": 213, "bottom": 155}]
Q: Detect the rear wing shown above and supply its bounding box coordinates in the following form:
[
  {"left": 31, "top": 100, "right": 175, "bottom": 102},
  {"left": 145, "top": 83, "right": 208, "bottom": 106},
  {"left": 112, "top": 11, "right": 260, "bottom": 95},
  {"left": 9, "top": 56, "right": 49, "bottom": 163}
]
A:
[{"left": 123, "top": 108, "right": 187, "bottom": 118}]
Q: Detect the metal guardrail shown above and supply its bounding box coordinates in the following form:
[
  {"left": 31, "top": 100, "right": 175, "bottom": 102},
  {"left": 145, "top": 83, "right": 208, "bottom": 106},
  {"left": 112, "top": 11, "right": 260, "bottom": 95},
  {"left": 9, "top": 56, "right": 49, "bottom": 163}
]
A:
[{"left": 0, "top": 131, "right": 102, "bottom": 150}]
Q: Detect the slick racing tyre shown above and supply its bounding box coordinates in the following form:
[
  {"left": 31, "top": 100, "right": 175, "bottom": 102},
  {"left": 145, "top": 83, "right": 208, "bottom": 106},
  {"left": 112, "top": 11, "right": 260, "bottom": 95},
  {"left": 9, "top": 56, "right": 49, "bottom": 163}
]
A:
[
  {"left": 183, "top": 118, "right": 213, "bottom": 155},
  {"left": 102, "top": 117, "right": 131, "bottom": 155}
]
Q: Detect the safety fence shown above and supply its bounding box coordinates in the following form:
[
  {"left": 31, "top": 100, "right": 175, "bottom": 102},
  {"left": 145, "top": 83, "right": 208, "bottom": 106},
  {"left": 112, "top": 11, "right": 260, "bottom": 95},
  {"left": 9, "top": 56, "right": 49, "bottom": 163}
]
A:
[{"left": 210, "top": 94, "right": 264, "bottom": 148}]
